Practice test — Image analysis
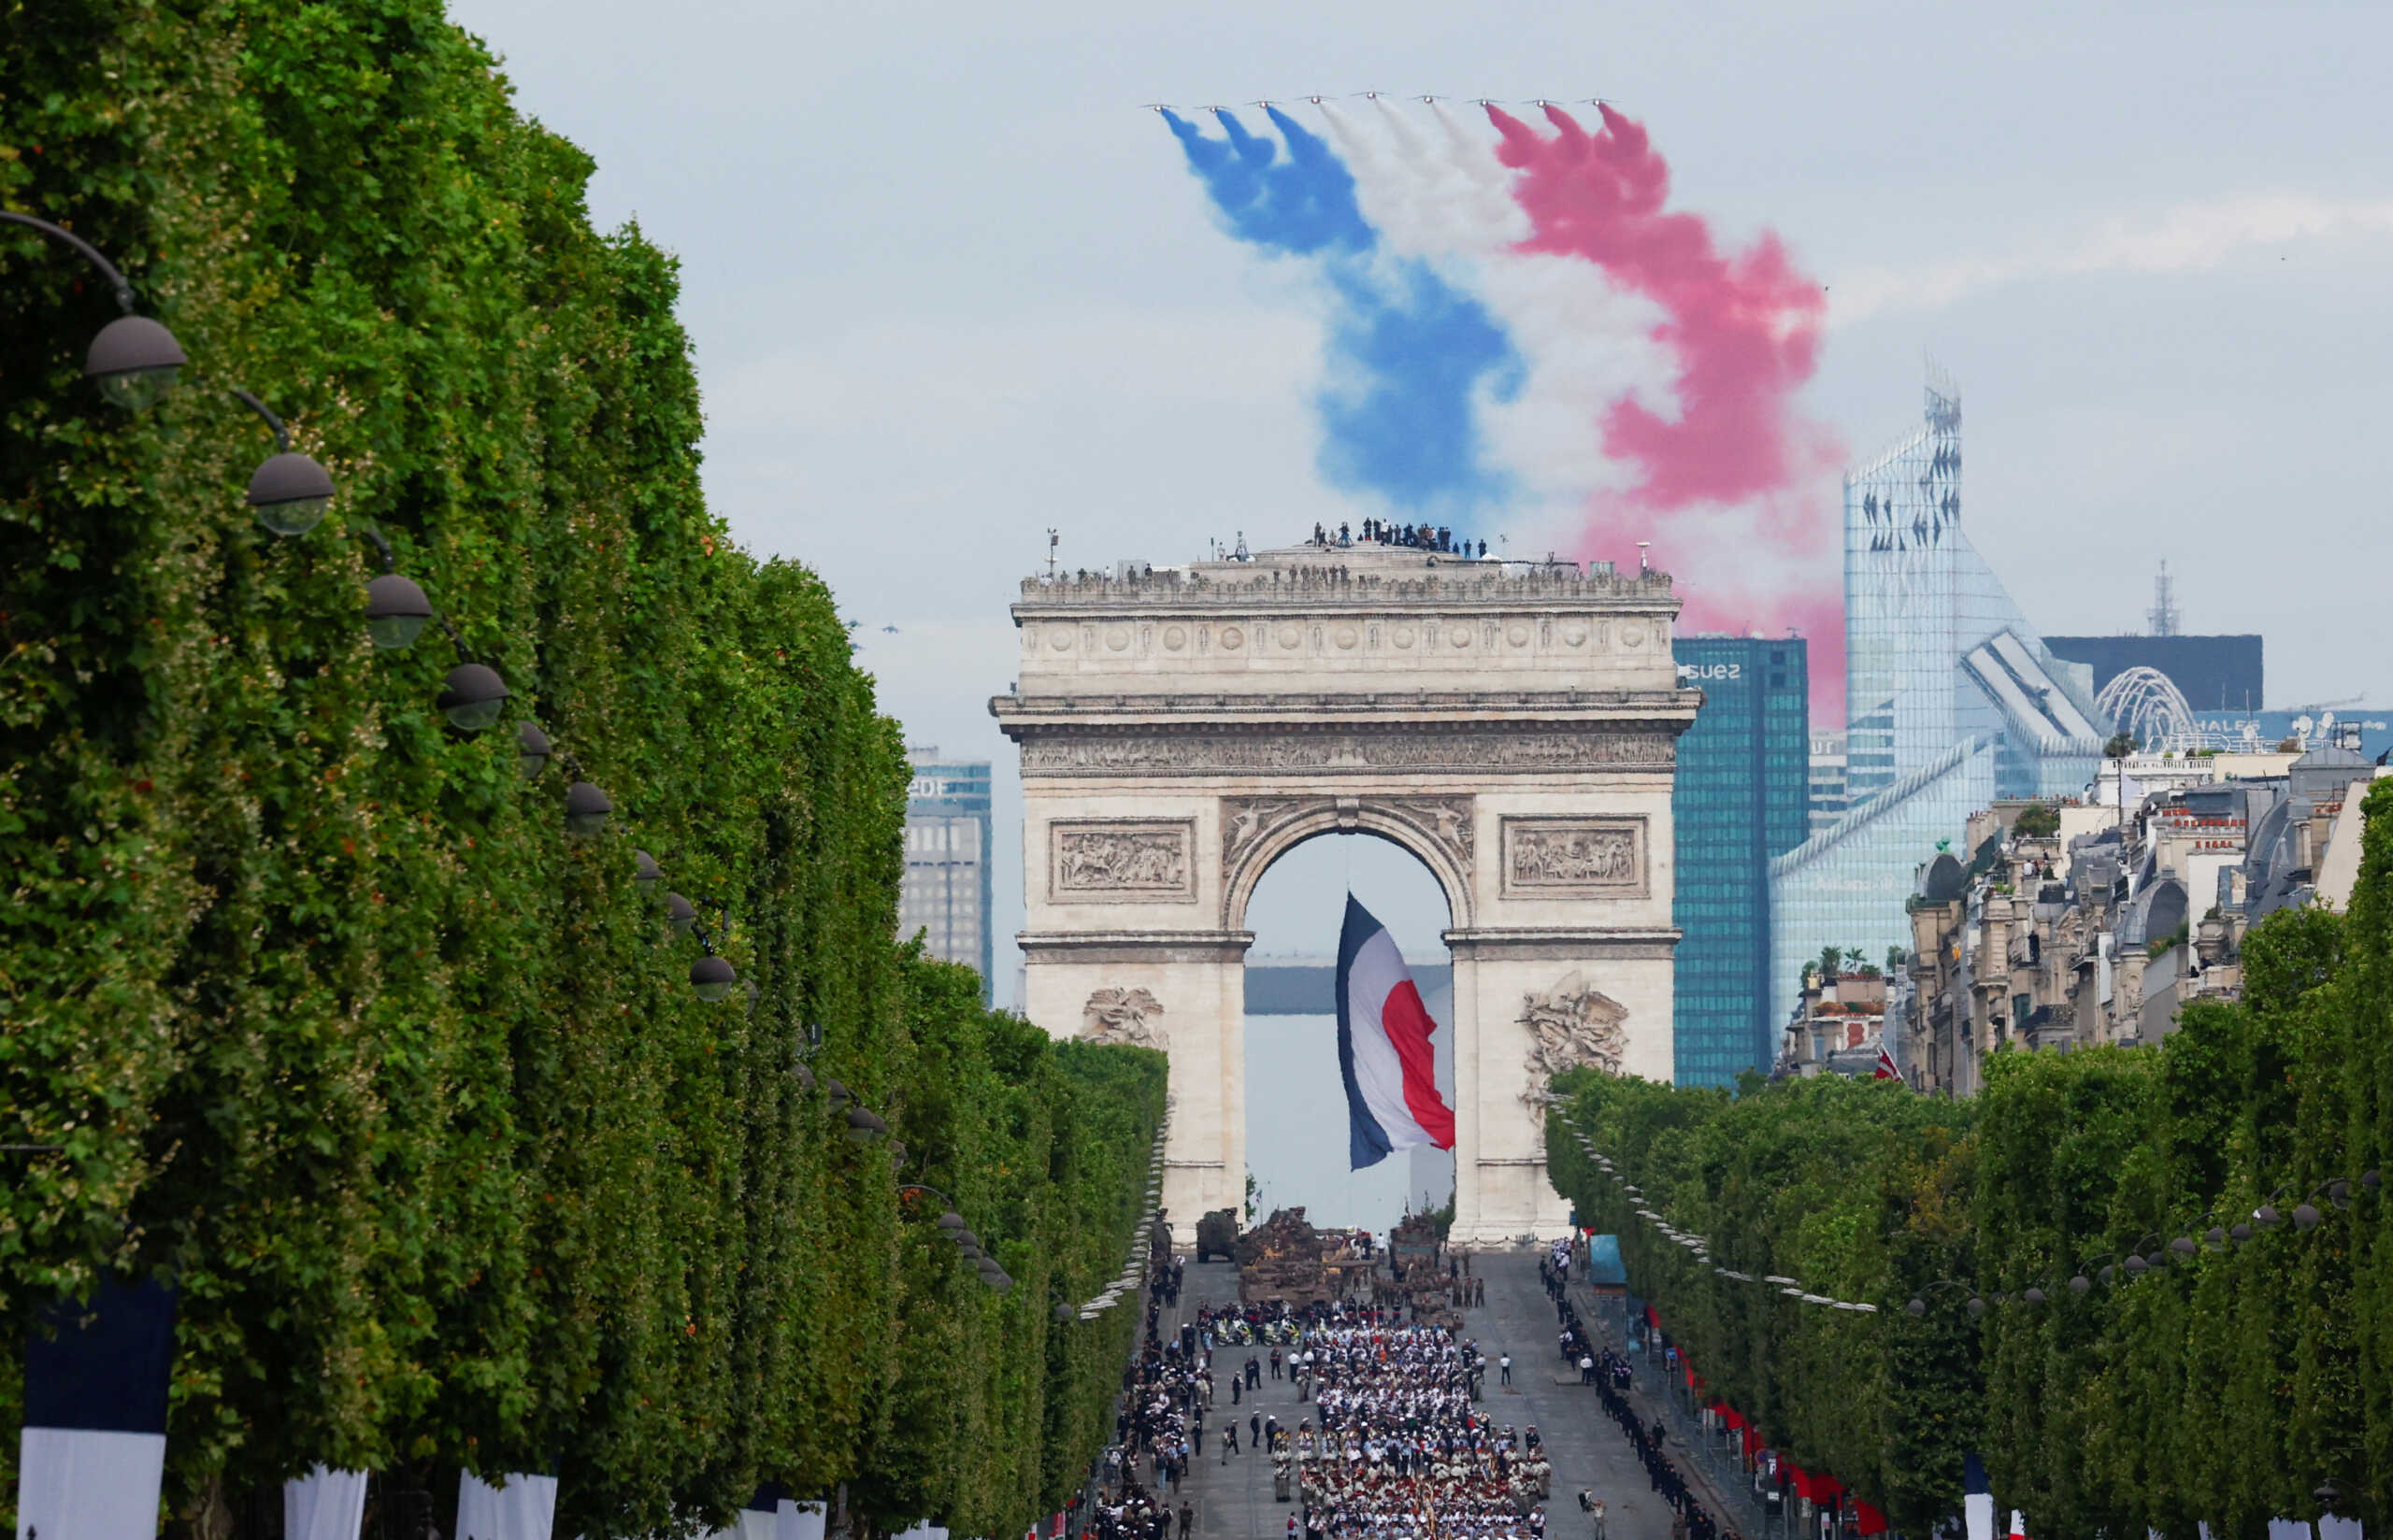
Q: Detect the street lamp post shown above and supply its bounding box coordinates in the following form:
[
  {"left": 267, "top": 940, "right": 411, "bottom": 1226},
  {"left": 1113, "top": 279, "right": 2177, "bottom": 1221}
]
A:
[
  {"left": 229, "top": 388, "right": 335, "bottom": 535},
  {"left": 1, "top": 209, "right": 187, "bottom": 408}
]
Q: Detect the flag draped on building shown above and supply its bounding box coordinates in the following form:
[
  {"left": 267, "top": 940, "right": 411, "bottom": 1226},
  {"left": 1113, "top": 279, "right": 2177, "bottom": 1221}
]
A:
[{"left": 1336, "top": 895, "right": 1457, "bottom": 1168}]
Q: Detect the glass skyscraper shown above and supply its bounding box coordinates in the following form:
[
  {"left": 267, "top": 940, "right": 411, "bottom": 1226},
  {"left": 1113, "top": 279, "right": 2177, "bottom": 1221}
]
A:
[
  {"left": 901, "top": 745, "right": 994, "bottom": 1002},
  {"left": 1769, "top": 378, "right": 2108, "bottom": 1031},
  {"left": 1672, "top": 636, "right": 1811, "bottom": 1087}
]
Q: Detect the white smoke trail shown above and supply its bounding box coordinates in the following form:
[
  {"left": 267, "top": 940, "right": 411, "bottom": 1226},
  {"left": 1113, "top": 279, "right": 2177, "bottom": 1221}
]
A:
[
  {"left": 1316, "top": 103, "right": 1497, "bottom": 260},
  {"left": 1302, "top": 103, "right": 1692, "bottom": 552},
  {"left": 1384, "top": 102, "right": 1677, "bottom": 528}
]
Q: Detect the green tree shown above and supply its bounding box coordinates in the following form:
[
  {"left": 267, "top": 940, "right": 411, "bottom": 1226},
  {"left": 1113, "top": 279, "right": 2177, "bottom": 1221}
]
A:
[
  {"left": 0, "top": 4, "right": 1165, "bottom": 1534},
  {"left": 1546, "top": 786, "right": 2393, "bottom": 1535}
]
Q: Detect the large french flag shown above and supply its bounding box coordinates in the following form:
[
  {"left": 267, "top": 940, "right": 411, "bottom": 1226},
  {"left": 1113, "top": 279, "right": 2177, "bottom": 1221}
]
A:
[{"left": 1335, "top": 896, "right": 1457, "bottom": 1168}]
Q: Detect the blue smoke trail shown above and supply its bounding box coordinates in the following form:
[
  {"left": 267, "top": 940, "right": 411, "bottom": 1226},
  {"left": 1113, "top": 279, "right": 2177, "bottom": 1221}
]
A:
[{"left": 1162, "top": 107, "right": 1519, "bottom": 526}]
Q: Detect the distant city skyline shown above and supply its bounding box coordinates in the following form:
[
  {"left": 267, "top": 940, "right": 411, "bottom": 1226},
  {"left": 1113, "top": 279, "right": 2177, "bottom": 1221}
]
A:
[{"left": 449, "top": 0, "right": 2393, "bottom": 1007}]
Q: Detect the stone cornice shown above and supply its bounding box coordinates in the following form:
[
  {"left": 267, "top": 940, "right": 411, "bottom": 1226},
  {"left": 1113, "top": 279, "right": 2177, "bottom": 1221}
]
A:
[
  {"left": 1442, "top": 926, "right": 1682, "bottom": 961},
  {"left": 1017, "top": 929, "right": 1256, "bottom": 964},
  {"left": 993, "top": 687, "right": 1692, "bottom": 719},
  {"left": 1004, "top": 725, "right": 1680, "bottom": 777}
]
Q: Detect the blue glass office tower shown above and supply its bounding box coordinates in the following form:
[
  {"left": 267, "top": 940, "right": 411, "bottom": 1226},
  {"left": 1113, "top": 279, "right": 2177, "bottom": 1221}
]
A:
[{"left": 1672, "top": 636, "right": 1811, "bottom": 1087}]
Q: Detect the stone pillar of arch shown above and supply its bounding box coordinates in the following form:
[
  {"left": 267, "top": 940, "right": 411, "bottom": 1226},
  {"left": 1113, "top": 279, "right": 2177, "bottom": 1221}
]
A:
[{"left": 991, "top": 542, "right": 1698, "bottom": 1248}]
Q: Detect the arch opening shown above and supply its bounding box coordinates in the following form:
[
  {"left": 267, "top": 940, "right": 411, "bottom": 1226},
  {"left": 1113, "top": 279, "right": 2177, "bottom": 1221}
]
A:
[
  {"left": 1224, "top": 801, "right": 1474, "bottom": 935},
  {"left": 1241, "top": 833, "right": 1457, "bottom": 1233}
]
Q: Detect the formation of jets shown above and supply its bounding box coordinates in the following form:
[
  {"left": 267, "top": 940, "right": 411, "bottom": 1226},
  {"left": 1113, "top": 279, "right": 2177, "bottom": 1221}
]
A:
[{"left": 1140, "top": 94, "right": 1622, "bottom": 111}]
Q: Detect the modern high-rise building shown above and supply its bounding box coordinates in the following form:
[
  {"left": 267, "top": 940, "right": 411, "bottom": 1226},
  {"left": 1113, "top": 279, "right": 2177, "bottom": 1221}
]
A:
[
  {"left": 900, "top": 745, "right": 994, "bottom": 1002},
  {"left": 1807, "top": 732, "right": 1849, "bottom": 835},
  {"left": 1770, "top": 377, "right": 2109, "bottom": 1031},
  {"left": 1672, "top": 636, "right": 1811, "bottom": 1087}
]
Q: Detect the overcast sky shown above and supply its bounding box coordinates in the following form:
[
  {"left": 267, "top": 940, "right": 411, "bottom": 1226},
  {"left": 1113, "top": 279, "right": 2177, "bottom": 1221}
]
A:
[{"left": 449, "top": 0, "right": 2393, "bottom": 998}]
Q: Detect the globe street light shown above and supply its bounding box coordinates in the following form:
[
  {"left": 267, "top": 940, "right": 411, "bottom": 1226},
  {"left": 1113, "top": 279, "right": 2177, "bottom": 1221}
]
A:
[
  {"left": 88, "top": 317, "right": 189, "bottom": 410},
  {"left": 516, "top": 720, "right": 552, "bottom": 779},
  {"left": 898, "top": 1185, "right": 1011, "bottom": 1294},
  {"left": 355, "top": 526, "right": 435, "bottom": 651},
  {"left": 365, "top": 574, "right": 434, "bottom": 650},
  {"left": 232, "top": 389, "right": 335, "bottom": 535},
  {"left": 0, "top": 211, "right": 186, "bottom": 408},
  {"left": 438, "top": 663, "right": 509, "bottom": 732},
  {"left": 564, "top": 780, "right": 612, "bottom": 835},
  {"left": 690, "top": 955, "right": 737, "bottom": 1003}
]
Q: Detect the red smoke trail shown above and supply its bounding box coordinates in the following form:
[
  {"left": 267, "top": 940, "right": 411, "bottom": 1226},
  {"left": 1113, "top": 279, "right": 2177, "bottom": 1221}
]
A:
[{"left": 1486, "top": 103, "right": 1844, "bottom": 723}]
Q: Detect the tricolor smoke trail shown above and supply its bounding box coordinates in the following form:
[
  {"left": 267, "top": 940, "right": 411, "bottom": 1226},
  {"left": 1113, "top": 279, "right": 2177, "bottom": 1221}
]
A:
[
  {"left": 1161, "top": 101, "right": 1844, "bottom": 721},
  {"left": 1163, "top": 107, "right": 1522, "bottom": 523}
]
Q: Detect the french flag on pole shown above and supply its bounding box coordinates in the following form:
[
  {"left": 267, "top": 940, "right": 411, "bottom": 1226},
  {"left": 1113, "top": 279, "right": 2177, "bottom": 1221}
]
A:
[{"left": 1336, "top": 896, "right": 1457, "bottom": 1169}]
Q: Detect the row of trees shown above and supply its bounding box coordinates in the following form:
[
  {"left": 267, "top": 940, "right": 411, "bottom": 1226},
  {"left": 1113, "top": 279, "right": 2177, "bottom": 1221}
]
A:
[
  {"left": 1547, "top": 780, "right": 2393, "bottom": 1538},
  {"left": 0, "top": 1, "right": 1164, "bottom": 1535}
]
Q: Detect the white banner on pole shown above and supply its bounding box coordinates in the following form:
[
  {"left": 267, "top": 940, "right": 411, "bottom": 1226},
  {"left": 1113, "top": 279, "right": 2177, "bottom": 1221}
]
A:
[
  {"left": 284, "top": 1466, "right": 370, "bottom": 1540},
  {"left": 15, "top": 1428, "right": 167, "bottom": 1540},
  {"left": 457, "top": 1472, "right": 560, "bottom": 1540}
]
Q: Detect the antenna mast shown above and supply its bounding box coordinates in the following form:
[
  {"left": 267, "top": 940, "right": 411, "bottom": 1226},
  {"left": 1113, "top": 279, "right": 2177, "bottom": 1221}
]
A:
[{"left": 2146, "top": 560, "right": 2180, "bottom": 636}]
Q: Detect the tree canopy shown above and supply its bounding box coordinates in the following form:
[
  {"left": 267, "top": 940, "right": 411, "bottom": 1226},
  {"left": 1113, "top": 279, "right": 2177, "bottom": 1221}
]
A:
[
  {"left": 1, "top": 3, "right": 1163, "bottom": 1533},
  {"left": 1550, "top": 780, "right": 2393, "bottom": 1537}
]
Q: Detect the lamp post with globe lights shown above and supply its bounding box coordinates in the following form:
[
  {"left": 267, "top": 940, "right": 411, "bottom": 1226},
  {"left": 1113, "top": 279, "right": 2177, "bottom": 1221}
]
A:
[{"left": 1, "top": 209, "right": 187, "bottom": 409}]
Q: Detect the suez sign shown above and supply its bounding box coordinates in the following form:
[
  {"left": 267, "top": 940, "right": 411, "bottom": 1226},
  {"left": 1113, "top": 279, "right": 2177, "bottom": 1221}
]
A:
[{"left": 1675, "top": 662, "right": 1742, "bottom": 681}]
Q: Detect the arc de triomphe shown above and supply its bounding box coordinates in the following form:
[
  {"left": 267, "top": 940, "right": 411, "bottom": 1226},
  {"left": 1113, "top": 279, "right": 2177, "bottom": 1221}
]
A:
[{"left": 990, "top": 542, "right": 1698, "bottom": 1246}]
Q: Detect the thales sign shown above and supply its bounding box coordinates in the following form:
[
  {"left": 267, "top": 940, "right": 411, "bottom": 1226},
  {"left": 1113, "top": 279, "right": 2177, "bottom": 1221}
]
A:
[{"left": 1676, "top": 662, "right": 1741, "bottom": 681}]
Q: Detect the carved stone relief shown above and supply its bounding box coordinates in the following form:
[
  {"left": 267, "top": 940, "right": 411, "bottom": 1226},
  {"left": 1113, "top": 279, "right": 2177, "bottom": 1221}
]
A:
[
  {"left": 1049, "top": 820, "right": 1196, "bottom": 902},
  {"left": 1519, "top": 972, "right": 1630, "bottom": 1142},
  {"left": 1022, "top": 731, "right": 1673, "bottom": 777},
  {"left": 1500, "top": 817, "right": 1648, "bottom": 899},
  {"left": 1221, "top": 795, "right": 1475, "bottom": 896},
  {"left": 1081, "top": 987, "right": 1167, "bottom": 1048},
  {"left": 1221, "top": 798, "right": 1315, "bottom": 879},
  {"left": 1381, "top": 796, "right": 1476, "bottom": 871}
]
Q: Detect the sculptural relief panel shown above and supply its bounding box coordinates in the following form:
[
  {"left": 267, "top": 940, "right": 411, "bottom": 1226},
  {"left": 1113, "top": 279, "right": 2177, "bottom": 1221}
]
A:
[
  {"left": 1049, "top": 819, "right": 1196, "bottom": 903},
  {"left": 1517, "top": 972, "right": 1630, "bottom": 1145},
  {"left": 1500, "top": 816, "right": 1649, "bottom": 899},
  {"left": 1081, "top": 987, "right": 1167, "bottom": 1048}
]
